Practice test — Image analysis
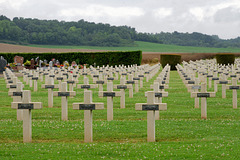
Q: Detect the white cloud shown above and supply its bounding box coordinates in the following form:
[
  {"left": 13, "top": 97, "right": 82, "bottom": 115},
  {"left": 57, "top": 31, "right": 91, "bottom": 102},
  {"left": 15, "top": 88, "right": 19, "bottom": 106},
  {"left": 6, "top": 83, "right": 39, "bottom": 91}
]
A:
[
  {"left": 60, "top": 5, "right": 144, "bottom": 20},
  {"left": 2, "top": 0, "right": 27, "bottom": 9},
  {"left": 189, "top": 7, "right": 204, "bottom": 21},
  {"left": 153, "top": 8, "right": 172, "bottom": 18}
]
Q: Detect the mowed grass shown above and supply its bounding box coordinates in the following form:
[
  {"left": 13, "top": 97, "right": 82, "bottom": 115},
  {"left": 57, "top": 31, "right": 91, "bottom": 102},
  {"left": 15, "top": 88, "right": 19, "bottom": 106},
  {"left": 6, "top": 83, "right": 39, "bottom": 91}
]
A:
[
  {"left": 28, "top": 41, "right": 240, "bottom": 53},
  {"left": 1, "top": 70, "right": 240, "bottom": 159}
]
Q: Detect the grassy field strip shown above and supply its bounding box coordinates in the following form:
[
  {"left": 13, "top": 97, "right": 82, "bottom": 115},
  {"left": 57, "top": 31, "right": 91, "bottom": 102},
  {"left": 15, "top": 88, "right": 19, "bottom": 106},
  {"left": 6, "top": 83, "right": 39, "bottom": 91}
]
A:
[
  {"left": 1, "top": 70, "right": 240, "bottom": 159},
  {"left": 28, "top": 41, "right": 240, "bottom": 53}
]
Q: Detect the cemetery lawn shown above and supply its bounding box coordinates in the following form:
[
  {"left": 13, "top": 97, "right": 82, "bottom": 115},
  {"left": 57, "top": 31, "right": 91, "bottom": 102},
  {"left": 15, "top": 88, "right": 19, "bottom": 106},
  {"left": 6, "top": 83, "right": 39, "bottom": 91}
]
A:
[
  {"left": 1, "top": 70, "right": 240, "bottom": 159},
  {"left": 28, "top": 41, "right": 240, "bottom": 53}
]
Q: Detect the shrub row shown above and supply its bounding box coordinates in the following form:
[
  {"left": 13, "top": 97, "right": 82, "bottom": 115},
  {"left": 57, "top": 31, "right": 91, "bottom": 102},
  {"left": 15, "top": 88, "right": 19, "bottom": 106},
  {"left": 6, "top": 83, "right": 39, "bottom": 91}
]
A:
[
  {"left": 0, "top": 51, "right": 142, "bottom": 66},
  {"left": 160, "top": 54, "right": 181, "bottom": 70},
  {"left": 216, "top": 53, "right": 235, "bottom": 65}
]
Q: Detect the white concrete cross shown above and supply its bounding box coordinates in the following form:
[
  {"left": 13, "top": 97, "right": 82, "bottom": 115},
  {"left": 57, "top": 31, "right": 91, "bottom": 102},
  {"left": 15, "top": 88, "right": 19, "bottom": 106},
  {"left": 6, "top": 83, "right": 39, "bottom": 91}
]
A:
[
  {"left": 149, "top": 82, "right": 168, "bottom": 120},
  {"left": 11, "top": 90, "right": 42, "bottom": 143},
  {"left": 77, "top": 77, "right": 97, "bottom": 91},
  {"left": 67, "top": 74, "right": 76, "bottom": 92},
  {"left": 135, "top": 91, "right": 167, "bottom": 142},
  {"left": 73, "top": 90, "right": 104, "bottom": 142},
  {"left": 138, "top": 71, "right": 144, "bottom": 88},
  {"left": 41, "top": 75, "right": 59, "bottom": 107},
  {"left": 32, "top": 71, "right": 39, "bottom": 92},
  {"left": 217, "top": 74, "right": 231, "bottom": 98},
  {"left": 8, "top": 82, "right": 24, "bottom": 120},
  {"left": 55, "top": 72, "right": 64, "bottom": 91},
  {"left": 211, "top": 71, "right": 219, "bottom": 92},
  {"left": 191, "top": 83, "right": 215, "bottom": 119},
  {"left": 113, "top": 77, "right": 132, "bottom": 108},
  {"left": 133, "top": 73, "right": 140, "bottom": 93},
  {"left": 99, "top": 81, "right": 121, "bottom": 121},
  {"left": 126, "top": 74, "right": 134, "bottom": 98},
  {"left": 6, "top": 77, "right": 18, "bottom": 92},
  {"left": 53, "top": 82, "right": 76, "bottom": 120},
  {"left": 187, "top": 78, "right": 201, "bottom": 108},
  {"left": 227, "top": 78, "right": 240, "bottom": 109},
  {"left": 95, "top": 73, "right": 106, "bottom": 92},
  {"left": 28, "top": 70, "right": 33, "bottom": 87}
]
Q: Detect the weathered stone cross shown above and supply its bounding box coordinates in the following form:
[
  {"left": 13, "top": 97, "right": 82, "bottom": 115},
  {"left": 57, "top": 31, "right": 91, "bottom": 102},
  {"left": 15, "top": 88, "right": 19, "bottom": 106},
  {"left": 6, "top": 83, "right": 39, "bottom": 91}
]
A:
[
  {"left": 99, "top": 81, "right": 121, "bottom": 121},
  {"left": 114, "top": 77, "right": 131, "bottom": 108},
  {"left": 11, "top": 90, "right": 42, "bottom": 143},
  {"left": 41, "top": 76, "right": 59, "bottom": 107},
  {"left": 8, "top": 82, "right": 24, "bottom": 120},
  {"left": 53, "top": 82, "right": 76, "bottom": 120},
  {"left": 136, "top": 91, "right": 167, "bottom": 142},
  {"left": 73, "top": 90, "right": 104, "bottom": 142},
  {"left": 227, "top": 78, "right": 240, "bottom": 109},
  {"left": 191, "top": 83, "right": 215, "bottom": 119}
]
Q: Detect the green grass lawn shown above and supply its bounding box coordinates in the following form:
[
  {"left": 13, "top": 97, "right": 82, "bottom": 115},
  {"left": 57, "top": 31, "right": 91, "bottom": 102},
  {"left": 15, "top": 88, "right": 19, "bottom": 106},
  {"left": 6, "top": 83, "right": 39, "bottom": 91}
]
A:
[
  {"left": 1, "top": 70, "right": 240, "bottom": 159},
  {"left": 28, "top": 41, "right": 240, "bottom": 53}
]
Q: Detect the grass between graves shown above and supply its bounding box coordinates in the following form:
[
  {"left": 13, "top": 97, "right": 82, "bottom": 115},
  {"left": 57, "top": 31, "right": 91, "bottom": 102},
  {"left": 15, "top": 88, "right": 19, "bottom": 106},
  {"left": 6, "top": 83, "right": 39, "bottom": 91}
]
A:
[
  {"left": 28, "top": 41, "right": 240, "bottom": 53},
  {"left": 1, "top": 70, "right": 240, "bottom": 159}
]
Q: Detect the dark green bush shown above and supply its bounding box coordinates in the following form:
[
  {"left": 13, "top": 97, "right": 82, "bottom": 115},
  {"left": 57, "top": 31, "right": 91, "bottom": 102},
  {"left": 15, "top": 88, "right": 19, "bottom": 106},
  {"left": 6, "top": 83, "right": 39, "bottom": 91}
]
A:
[
  {"left": 216, "top": 53, "right": 235, "bottom": 65},
  {"left": 160, "top": 54, "right": 181, "bottom": 70},
  {"left": 0, "top": 51, "right": 142, "bottom": 66}
]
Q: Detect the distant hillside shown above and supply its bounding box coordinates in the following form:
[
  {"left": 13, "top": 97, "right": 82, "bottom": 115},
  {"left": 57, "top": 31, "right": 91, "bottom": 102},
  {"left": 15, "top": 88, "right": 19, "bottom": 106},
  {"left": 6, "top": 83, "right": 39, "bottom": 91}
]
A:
[{"left": 0, "top": 15, "right": 240, "bottom": 48}]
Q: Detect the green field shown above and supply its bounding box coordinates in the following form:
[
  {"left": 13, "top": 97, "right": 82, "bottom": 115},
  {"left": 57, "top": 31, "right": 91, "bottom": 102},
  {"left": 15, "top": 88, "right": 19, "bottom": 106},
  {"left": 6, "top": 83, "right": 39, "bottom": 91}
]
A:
[
  {"left": 28, "top": 41, "right": 240, "bottom": 53},
  {"left": 1, "top": 70, "right": 240, "bottom": 159}
]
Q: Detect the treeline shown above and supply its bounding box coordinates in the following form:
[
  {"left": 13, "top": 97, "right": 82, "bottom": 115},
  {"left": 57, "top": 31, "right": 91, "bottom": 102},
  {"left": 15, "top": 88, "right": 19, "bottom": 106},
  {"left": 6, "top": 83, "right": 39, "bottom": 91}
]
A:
[
  {"left": 0, "top": 15, "right": 240, "bottom": 48},
  {"left": 137, "top": 31, "right": 240, "bottom": 48},
  {"left": 0, "top": 15, "right": 136, "bottom": 47}
]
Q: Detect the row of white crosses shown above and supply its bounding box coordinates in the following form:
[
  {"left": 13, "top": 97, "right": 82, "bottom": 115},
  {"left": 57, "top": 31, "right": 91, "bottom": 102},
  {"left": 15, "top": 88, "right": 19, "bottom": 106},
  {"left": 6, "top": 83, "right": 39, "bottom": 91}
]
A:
[
  {"left": 5, "top": 68, "right": 43, "bottom": 143},
  {"left": 7, "top": 63, "right": 161, "bottom": 143},
  {"left": 149, "top": 64, "right": 170, "bottom": 120},
  {"left": 37, "top": 65, "right": 144, "bottom": 110},
  {"left": 135, "top": 64, "right": 169, "bottom": 142},
  {"left": 4, "top": 69, "right": 26, "bottom": 121},
  {"left": 177, "top": 58, "right": 240, "bottom": 119},
  {"left": 176, "top": 64, "right": 216, "bottom": 119}
]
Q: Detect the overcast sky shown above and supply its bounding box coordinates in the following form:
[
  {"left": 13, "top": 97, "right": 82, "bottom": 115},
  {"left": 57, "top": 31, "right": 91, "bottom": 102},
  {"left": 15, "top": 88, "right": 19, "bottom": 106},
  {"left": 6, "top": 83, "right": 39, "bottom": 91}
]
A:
[{"left": 0, "top": 0, "right": 240, "bottom": 39}]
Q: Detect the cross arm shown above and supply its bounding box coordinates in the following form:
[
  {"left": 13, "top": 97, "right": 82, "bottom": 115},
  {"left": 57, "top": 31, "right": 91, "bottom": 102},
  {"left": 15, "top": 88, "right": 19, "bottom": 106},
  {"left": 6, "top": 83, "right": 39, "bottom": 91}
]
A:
[
  {"left": 77, "top": 84, "right": 97, "bottom": 89},
  {"left": 73, "top": 103, "right": 104, "bottom": 110},
  {"left": 191, "top": 92, "right": 215, "bottom": 98},
  {"left": 135, "top": 103, "right": 167, "bottom": 111},
  {"left": 226, "top": 85, "right": 240, "bottom": 90},
  {"left": 53, "top": 91, "right": 76, "bottom": 97},
  {"left": 11, "top": 102, "right": 42, "bottom": 109},
  {"left": 145, "top": 91, "right": 168, "bottom": 97},
  {"left": 98, "top": 91, "right": 121, "bottom": 98}
]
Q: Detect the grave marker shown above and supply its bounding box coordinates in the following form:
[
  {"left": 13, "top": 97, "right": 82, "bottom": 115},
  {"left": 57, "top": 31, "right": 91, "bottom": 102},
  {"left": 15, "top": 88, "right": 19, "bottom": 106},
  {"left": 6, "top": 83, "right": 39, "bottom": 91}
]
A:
[
  {"left": 217, "top": 74, "right": 231, "bottom": 98},
  {"left": 135, "top": 91, "right": 167, "bottom": 142},
  {"left": 227, "top": 78, "right": 240, "bottom": 109},
  {"left": 77, "top": 77, "right": 97, "bottom": 91},
  {"left": 41, "top": 76, "right": 59, "bottom": 107},
  {"left": 126, "top": 74, "right": 134, "bottom": 98},
  {"left": 114, "top": 77, "right": 131, "bottom": 108},
  {"left": 73, "top": 90, "right": 104, "bottom": 142},
  {"left": 8, "top": 82, "right": 24, "bottom": 120},
  {"left": 149, "top": 82, "right": 168, "bottom": 120},
  {"left": 191, "top": 83, "right": 215, "bottom": 119},
  {"left": 99, "top": 82, "right": 121, "bottom": 121},
  {"left": 11, "top": 90, "right": 42, "bottom": 143},
  {"left": 53, "top": 82, "right": 76, "bottom": 120}
]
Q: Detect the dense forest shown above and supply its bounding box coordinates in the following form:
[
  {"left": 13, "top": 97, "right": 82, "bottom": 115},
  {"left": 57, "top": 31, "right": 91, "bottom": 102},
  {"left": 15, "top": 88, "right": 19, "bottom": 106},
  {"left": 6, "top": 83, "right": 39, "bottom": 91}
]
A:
[{"left": 0, "top": 15, "right": 240, "bottom": 48}]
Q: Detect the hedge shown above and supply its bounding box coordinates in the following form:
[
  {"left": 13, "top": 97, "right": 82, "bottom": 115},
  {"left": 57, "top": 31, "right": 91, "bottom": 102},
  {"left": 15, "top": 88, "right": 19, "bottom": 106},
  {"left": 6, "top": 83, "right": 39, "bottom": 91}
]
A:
[
  {"left": 216, "top": 53, "right": 235, "bottom": 65},
  {"left": 0, "top": 51, "right": 142, "bottom": 66},
  {"left": 160, "top": 54, "right": 181, "bottom": 70}
]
